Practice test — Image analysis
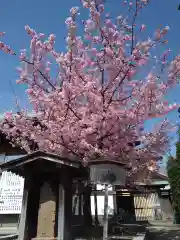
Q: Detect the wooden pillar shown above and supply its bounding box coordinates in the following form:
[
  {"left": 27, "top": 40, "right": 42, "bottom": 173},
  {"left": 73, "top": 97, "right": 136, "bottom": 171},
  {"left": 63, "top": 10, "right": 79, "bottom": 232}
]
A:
[
  {"left": 79, "top": 195, "right": 82, "bottom": 216},
  {"left": 26, "top": 176, "right": 41, "bottom": 239},
  {"left": 57, "top": 175, "right": 72, "bottom": 240},
  {"left": 57, "top": 183, "right": 65, "bottom": 240},
  {"left": 159, "top": 194, "right": 174, "bottom": 220},
  {"left": 103, "top": 184, "right": 109, "bottom": 240},
  {"left": 36, "top": 181, "right": 57, "bottom": 238},
  {"left": 18, "top": 175, "right": 41, "bottom": 240},
  {"left": 18, "top": 177, "right": 29, "bottom": 240},
  {"left": 113, "top": 187, "right": 117, "bottom": 215}
]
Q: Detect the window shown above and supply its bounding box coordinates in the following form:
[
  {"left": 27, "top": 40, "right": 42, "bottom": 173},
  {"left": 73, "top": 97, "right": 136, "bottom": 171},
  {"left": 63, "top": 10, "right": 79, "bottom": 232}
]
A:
[
  {"left": 0, "top": 154, "right": 5, "bottom": 164},
  {"left": 5, "top": 155, "right": 26, "bottom": 162}
]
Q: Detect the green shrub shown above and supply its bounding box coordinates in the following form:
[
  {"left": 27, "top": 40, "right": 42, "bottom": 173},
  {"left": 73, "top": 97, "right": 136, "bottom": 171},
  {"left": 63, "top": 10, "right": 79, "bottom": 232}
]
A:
[{"left": 167, "top": 142, "right": 180, "bottom": 223}]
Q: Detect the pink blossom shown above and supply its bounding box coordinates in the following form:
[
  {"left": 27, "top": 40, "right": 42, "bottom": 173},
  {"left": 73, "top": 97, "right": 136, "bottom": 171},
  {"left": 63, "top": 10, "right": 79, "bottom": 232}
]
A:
[
  {"left": 25, "top": 26, "right": 36, "bottom": 37},
  {"left": 26, "top": 89, "right": 34, "bottom": 95},
  {"left": 70, "top": 7, "right": 79, "bottom": 15},
  {"left": 86, "top": 19, "right": 96, "bottom": 31},
  {"left": 0, "top": 0, "right": 179, "bottom": 179},
  {"left": 65, "top": 17, "right": 73, "bottom": 26},
  {"left": 4, "top": 112, "right": 12, "bottom": 119},
  {"left": 140, "top": 24, "right": 146, "bottom": 32}
]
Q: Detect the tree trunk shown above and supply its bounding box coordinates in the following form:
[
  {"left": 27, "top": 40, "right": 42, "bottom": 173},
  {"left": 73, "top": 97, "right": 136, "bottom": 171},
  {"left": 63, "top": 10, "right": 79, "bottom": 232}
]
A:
[
  {"left": 103, "top": 184, "right": 109, "bottom": 240},
  {"left": 83, "top": 183, "right": 93, "bottom": 226},
  {"left": 94, "top": 185, "right": 99, "bottom": 226}
]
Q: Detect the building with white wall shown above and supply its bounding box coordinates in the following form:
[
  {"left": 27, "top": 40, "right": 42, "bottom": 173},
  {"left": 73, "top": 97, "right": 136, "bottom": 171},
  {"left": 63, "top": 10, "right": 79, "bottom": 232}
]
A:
[{"left": 0, "top": 153, "right": 173, "bottom": 229}]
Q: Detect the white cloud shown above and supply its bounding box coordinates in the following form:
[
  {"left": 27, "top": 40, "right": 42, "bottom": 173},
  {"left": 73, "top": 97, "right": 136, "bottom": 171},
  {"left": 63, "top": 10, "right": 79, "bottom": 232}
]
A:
[{"left": 0, "top": 111, "right": 37, "bottom": 121}]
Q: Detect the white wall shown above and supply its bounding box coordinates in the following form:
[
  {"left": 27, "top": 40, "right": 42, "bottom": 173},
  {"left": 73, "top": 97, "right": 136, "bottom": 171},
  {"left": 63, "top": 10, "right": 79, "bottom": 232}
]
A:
[
  {"left": 91, "top": 195, "right": 114, "bottom": 215},
  {"left": 91, "top": 184, "right": 114, "bottom": 215}
]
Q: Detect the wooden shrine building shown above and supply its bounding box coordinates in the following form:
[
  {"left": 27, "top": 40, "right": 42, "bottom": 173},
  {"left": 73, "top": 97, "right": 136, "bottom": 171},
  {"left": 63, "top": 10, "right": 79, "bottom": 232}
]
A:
[
  {"left": 0, "top": 151, "right": 86, "bottom": 240},
  {"left": 114, "top": 167, "right": 172, "bottom": 222},
  {"left": 0, "top": 131, "right": 174, "bottom": 238}
]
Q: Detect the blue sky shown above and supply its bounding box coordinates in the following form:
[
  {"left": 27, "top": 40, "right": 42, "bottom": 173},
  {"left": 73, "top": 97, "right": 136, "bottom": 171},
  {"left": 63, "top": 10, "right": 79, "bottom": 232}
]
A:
[{"left": 0, "top": 0, "right": 180, "bottom": 167}]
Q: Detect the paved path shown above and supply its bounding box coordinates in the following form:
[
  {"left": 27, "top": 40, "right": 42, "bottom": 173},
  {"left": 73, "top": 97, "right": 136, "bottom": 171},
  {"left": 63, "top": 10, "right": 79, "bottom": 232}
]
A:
[{"left": 147, "top": 223, "right": 180, "bottom": 240}]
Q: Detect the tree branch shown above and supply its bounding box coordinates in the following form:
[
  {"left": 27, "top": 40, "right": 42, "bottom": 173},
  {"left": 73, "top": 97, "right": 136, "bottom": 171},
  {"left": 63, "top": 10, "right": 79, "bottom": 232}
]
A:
[
  {"left": 131, "top": 0, "right": 138, "bottom": 54},
  {"left": 23, "top": 60, "right": 56, "bottom": 90}
]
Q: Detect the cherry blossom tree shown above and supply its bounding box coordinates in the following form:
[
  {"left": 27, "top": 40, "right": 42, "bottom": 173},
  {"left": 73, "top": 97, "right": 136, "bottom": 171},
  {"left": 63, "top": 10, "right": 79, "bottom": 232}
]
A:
[
  {"left": 0, "top": 0, "right": 180, "bottom": 225},
  {"left": 0, "top": 32, "right": 15, "bottom": 55}
]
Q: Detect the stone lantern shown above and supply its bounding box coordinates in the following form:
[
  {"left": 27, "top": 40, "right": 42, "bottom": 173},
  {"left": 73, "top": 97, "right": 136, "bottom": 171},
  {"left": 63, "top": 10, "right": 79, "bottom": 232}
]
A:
[{"left": 88, "top": 158, "right": 128, "bottom": 240}]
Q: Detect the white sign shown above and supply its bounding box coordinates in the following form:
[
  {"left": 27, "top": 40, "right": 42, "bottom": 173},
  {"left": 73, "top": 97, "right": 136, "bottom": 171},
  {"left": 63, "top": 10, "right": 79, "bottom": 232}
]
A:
[{"left": 0, "top": 171, "right": 24, "bottom": 214}]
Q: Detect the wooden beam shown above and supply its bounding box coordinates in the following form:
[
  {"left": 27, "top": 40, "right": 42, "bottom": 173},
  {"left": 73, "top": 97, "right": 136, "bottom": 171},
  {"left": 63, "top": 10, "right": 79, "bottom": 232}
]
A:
[
  {"left": 57, "top": 174, "right": 72, "bottom": 240},
  {"left": 57, "top": 183, "right": 65, "bottom": 240},
  {"left": 36, "top": 181, "right": 56, "bottom": 238},
  {"left": 18, "top": 178, "right": 29, "bottom": 240}
]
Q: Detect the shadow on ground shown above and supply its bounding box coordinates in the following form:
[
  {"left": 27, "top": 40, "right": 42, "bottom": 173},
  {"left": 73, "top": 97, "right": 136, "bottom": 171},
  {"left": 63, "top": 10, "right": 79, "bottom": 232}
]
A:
[{"left": 147, "top": 228, "right": 180, "bottom": 240}]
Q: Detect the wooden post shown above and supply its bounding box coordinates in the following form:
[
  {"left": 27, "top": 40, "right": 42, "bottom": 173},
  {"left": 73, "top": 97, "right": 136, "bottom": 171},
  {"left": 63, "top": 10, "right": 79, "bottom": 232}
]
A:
[
  {"left": 18, "top": 178, "right": 29, "bottom": 240},
  {"left": 57, "top": 175, "right": 72, "bottom": 240},
  {"left": 78, "top": 195, "right": 82, "bottom": 216},
  {"left": 57, "top": 183, "right": 65, "bottom": 240},
  {"left": 58, "top": 183, "right": 65, "bottom": 240},
  {"left": 36, "top": 181, "right": 57, "bottom": 238},
  {"left": 94, "top": 185, "right": 99, "bottom": 225},
  {"left": 113, "top": 186, "right": 117, "bottom": 215},
  {"left": 103, "top": 184, "right": 109, "bottom": 240}
]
